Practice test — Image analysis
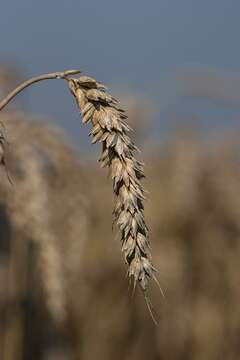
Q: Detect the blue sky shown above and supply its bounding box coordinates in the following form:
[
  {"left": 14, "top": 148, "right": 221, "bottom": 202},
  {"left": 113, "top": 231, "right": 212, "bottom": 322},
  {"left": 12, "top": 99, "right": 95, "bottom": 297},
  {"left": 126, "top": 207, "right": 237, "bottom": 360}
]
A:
[{"left": 1, "top": 0, "right": 240, "bottom": 147}]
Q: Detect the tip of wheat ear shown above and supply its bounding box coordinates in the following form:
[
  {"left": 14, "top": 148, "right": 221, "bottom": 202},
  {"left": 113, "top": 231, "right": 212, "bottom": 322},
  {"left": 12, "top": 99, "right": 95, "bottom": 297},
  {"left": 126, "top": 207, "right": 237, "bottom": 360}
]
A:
[{"left": 67, "top": 75, "right": 156, "bottom": 293}]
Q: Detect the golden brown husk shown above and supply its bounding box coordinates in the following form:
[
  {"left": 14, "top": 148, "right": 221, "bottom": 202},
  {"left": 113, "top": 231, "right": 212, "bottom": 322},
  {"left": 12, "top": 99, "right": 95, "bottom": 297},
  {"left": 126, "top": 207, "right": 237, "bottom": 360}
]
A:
[{"left": 68, "top": 76, "right": 154, "bottom": 292}]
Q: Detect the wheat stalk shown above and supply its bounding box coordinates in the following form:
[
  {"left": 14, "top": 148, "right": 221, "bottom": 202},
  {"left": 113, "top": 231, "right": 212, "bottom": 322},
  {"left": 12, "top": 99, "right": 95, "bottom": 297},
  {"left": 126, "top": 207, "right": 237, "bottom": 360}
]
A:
[
  {"left": 0, "top": 112, "right": 91, "bottom": 328},
  {"left": 6, "top": 139, "right": 67, "bottom": 323},
  {"left": 0, "top": 70, "right": 159, "bottom": 320}
]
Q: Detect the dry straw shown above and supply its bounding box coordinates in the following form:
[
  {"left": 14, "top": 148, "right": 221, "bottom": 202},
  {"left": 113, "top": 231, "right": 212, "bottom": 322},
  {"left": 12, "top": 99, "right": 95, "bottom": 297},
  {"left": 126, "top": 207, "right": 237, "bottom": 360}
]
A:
[{"left": 0, "top": 70, "right": 159, "bottom": 320}]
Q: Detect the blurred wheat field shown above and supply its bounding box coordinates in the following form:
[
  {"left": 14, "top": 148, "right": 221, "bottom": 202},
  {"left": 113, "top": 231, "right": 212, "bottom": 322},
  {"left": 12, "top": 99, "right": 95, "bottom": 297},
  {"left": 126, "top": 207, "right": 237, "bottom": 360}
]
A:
[{"left": 0, "top": 69, "right": 240, "bottom": 360}]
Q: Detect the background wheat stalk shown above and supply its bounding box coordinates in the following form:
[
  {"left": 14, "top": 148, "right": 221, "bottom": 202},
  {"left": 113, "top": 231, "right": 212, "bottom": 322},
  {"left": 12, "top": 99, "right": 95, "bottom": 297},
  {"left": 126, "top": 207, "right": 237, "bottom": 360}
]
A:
[{"left": 0, "top": 70, "right": 158, "bottom": 319}]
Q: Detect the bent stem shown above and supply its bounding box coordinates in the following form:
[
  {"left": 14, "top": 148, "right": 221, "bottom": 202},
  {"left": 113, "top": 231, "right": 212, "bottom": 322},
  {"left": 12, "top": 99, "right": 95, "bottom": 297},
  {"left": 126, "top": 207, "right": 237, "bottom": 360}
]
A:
[
  {"left": 0, "top": 69, "right": 80, "bottom": 184},
  {"left": 0, "top": 70, "right": 81, "bottom": 112}
]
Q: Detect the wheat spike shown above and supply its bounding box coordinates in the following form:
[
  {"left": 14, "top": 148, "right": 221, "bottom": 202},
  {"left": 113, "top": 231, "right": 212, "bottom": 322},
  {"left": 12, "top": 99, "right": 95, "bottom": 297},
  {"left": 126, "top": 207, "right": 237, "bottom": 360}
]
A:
[
  {"left": 0, "top": 70, "right": 157, "bottom": 298},
  {"left": 67, "top": 76, "right": 155, "bottom": 293}
]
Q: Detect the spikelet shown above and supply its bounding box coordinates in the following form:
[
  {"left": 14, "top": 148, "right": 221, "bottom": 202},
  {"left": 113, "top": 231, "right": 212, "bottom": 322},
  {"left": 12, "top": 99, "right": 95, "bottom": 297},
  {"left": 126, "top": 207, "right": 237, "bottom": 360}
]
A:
[{"left": 68, "top": 75, "right": 155, "bottom": 293}]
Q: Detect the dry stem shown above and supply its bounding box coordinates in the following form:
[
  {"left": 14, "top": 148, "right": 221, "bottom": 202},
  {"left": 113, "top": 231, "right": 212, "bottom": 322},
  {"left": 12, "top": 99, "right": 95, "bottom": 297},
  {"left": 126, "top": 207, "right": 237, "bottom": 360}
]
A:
[{"left": 0, "top": 70, "right": 80, "bottom": 111}]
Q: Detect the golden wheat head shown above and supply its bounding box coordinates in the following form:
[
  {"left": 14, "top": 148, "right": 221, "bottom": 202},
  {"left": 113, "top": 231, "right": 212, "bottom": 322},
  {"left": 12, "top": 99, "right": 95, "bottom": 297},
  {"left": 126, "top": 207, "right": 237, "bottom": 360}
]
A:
[
  {"left": 67, "top": 75, "right": 155, "bottom": 293},
  {"left": 0, "top": 70, "right": 159, "bottom": 314}
]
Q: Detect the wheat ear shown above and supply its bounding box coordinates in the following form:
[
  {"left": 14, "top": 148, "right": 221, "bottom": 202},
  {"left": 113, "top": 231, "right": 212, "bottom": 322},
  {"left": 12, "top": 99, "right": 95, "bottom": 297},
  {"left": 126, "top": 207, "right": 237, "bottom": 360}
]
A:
[
  {"left": 0, "top": 70, "right": 156, "bottom": 295},
  {"left": 67, "top": 76, "right": 155, "bottom": 292}
]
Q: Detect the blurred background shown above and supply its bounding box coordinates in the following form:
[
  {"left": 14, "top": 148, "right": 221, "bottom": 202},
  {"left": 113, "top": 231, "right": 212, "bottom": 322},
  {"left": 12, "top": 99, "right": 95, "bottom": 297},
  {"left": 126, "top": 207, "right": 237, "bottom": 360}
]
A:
[{"left": 1, "top": 1, "right": 240, "bottom": 359}]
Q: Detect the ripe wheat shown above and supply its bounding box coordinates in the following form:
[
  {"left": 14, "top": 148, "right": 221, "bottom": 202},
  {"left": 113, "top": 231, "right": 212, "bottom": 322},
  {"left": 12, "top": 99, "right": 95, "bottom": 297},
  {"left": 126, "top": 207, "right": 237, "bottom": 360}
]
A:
[
  {"left": 0, "top": 112, "right": 89, "bottom": 324},
  {"left": 67, "top": 76, "right": 155, "bottom": 292},
  {"left": 0, "top": 70, "right": 158, "bottom": 317}
]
